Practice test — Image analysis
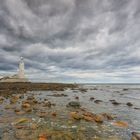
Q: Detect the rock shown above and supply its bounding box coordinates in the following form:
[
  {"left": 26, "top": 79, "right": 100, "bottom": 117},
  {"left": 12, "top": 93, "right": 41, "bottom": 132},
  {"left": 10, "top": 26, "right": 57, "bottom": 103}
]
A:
[
  {"left": 134, "top": 107, "right": 140, "bottom": 110},
  {"left": 126, "top": 102, "right": 133, "bottom": 107},
  {"left": 14, "top": 108, "right": 20, "bottom": 113},
  {"left": 22, "top": 103, "right": 31, "bottom": 108},
  {"left": 67, "top": 101, "right": 81, "bottom": 108},
  {"left": 27, "top": 96, "right": 35, "bottom": 100},
  {"left": 23, "top": 107, "right": 32, "bottom": 112},
  {"left": 79, "top": 88, "right": 87, "bottom": 93},
  {"left": 50, "top": 93, "right": 68, "bottom": 97},
  {"left": 112, "top": 101, "right": 121, "bottom": 105},
  {"left": 70, "top": 112, "right": 82, "bottom": 120},
  {"left": 13, "top": 118, "right": 30, "bottom": 125},
  {"left": 90, "top": 97, "right": 95, "bottom": 101},
  {"left": 75, "top": 96, "right": 79, "bottom": 100},
  {"left": 94, "top": 115, "right": 103, "bottom": 123},
  {"left": 112, "top": 121, "right": 128, "bottom": 128},
  {"left": 94, "top": 100, "right": 102, "bottom": 104},
  {"left": 51, "top": 112, "right": 57, "bottom": 117},
  {"left": 39, "top": 133, "right": 47, "bottom": 140},
  {"left": 83, "top": 112, "right": 103, "bottom": 123},
  {"left": 123, "top": 88, "right": 129, "bottom": 91},
  {"left": 109, "top": 99, "right": 116, "bottom": 102},
  {"left": 43, "top": 101, "right": 52, "bottom": 107},
  {"left": 131, "top": 132, "right": 140, "bottom": 140},
  {"left": 83, "top": 116, "right": 94, "bottom": 122},
  {"left": 101, "top": 113, "right": 115, "bottom": 120},
  {"left": 0, "top": 97, "right": 4, "bottom": 101},
  {"left": 19, "top": 95, "right": 24, "bottom": 99}
]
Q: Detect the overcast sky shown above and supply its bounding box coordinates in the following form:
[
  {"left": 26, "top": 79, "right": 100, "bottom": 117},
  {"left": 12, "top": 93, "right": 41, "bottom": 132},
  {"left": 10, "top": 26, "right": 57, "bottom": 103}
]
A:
[{"left": 0, "top": 0, "right": 140, "bottom": 83}]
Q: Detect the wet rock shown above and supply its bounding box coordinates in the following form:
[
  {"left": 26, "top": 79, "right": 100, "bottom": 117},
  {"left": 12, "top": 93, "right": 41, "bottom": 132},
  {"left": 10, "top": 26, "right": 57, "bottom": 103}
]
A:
[
  {"left": 75, "top": 96, "right": 79, "bottom": 100},
  {"left": 83, "top": 113, "right": 103, "bottom": 123},
  {"left": 67, "top": 101, "right": 81, "bottom": 108},
  {"left": 112, "top": 121, "right": 128, "bottom": 128},
  {"left": 126, "top": 102, "right": 133, "bottom": 107},
  {"left": 43, "top": 101, "right": 52, "bottom": 107},
  {"left": 19, "top": 95, "right": 24, "bottom": 99},
  {"left": 13, "top": 118, "right": 30, "bottom": 125},
  {"left": 51, "top": 112, "right": 57, "bottom": 117},
  {"left": 90, "top": 97, "right": 95, "bottom": 101},
  {"left": 79, "top": 88, "right": 87, "bottom": 93},
  {"left": 22, "top": 103, "right": 31, "bottom": 108},
  {"left": 102, "top": 113, "right": 115, "bottom": 120},
  {"left": 14, "top": 108, "right": 20, "bottom": 112},
  {"left": 0, "top": 97, "right": 4, "bottom": 103},
  {"left": 109, "top": 99, "right": 116, "bottom": 102},
  {"left": 123, "top": 88, "right": 129, "bottom": 91},
  {"left": 94, "top": 115, "right": 104, "bottom": 123},
  {"left": 24, "top": 107, "right": 32, "bottom": 112},
  {"left": 111, "top": 101, "right": 121, "bottom": 105},
  {"left": 134, "top": 107, "right": 140, "bottom": 110},
  {"left": 49, "top": 93, "right": 68, "bottom": 97},
  {"left": 94, "top": 100, "right": 102, "bottom": 104},
  {"left": 27, "top": 96, "right": 35, "bottom": 100},
  {"left": 39, "top": 133, "right": 47, "bottom": 140},
  {"left": 70, "top": 112, "right": 82, "bottom": 120},
  {"left": 131, "top": 132, "right": 140, "bottom": 140},
  {"left": 82, "top": 111, "right": 104, "bottom": 123}
]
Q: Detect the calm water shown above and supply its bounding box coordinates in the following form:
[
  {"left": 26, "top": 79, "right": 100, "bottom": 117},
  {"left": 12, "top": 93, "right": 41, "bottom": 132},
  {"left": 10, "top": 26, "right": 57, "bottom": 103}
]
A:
[{"left": 0, "top": 84, "right": 140, "bottom": 140}]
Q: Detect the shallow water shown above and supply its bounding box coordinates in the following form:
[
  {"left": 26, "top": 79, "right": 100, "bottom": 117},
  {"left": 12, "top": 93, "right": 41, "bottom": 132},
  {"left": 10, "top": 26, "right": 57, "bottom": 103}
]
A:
[{"left": 0, "top": 84, "right": 140, "bottom": 140}]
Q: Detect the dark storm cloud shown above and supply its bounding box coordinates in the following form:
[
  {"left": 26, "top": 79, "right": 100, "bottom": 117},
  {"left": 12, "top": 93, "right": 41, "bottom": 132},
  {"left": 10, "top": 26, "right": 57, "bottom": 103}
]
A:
[{"left": 0, "top": 0, "right": 140, "bottom": 82}]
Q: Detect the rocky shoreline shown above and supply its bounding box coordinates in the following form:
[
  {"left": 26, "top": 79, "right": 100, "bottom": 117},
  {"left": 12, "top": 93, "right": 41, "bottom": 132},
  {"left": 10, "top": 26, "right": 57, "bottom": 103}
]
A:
[{"left": 0, "top": 83, "right": 140, "bottom": 140}]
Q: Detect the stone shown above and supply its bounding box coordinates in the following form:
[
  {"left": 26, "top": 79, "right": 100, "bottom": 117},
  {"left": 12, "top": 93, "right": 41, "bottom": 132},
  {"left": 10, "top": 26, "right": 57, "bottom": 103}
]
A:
[
  {"left": 94, "top": 100, "right": 102, "bottom": 104},
  {"left": 126, "top": 102, "right": 133, "bottom": 107},
  {"left": 22, "top": 103, "right": 31, "bottom": 108},
  {"left": 94, "top": 115, "right": 103, "bottom": 123},
  {"left": 131, "top": 132, "right": 140, "bottom": 140},
  {"left": 39, "top": 133, "right": 47, "bottom": 140},
  {"left": 67, "top": 101, "right": 81, "bottom": 108},
  {"left": 112, "top": 121, "right": 128, "bottom": 128},
  {"left": 90, "top": 97, "right": 95, "bottom": 101},
  {"left": 14, "top": 118, "right": 30, "bottom": 125},
  {"left": 101, "top": 113, "right": 115, "bottom": 120},
  {"left": 75, "top": 96, "right": 79, "bottom": 100},
  {"left": 70, "top": 112, "right": 82, "bottom": 120},
  {"left": 51, "top": 112, "right": 57, "bottom": 117},
  {"left": 43, "top": 101, "right": 52, "bottom": 107},
  {"left": 112, "top": 101, "right": 121, "bottom": 105}
]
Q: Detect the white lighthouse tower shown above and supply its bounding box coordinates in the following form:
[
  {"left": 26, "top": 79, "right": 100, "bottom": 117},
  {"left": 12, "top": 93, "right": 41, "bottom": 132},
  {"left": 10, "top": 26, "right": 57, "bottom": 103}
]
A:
[
  {"left": 0, "top": 57, "right": 28, "bottom": 82},
  {"left": 18, "top": 57, "right": 25, "bottom": 79}
]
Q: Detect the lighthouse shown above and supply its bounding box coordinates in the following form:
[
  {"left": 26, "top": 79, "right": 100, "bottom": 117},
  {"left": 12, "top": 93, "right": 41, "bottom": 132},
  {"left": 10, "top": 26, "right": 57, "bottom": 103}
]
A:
[
  {"left": 18, "top": 57, "right": 25, "bottom": 79},
  {"left": 0, "top": 57, "right": 28, "bottom": 82}
]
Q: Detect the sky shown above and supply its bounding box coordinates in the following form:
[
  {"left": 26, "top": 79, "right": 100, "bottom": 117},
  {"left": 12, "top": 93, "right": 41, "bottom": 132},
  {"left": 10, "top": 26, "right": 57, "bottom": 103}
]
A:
[{"left": 0, "top": 0, "right": 140, "bottom": 83}]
